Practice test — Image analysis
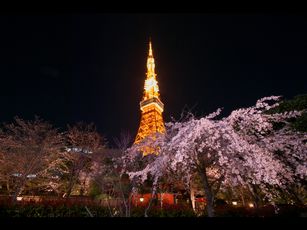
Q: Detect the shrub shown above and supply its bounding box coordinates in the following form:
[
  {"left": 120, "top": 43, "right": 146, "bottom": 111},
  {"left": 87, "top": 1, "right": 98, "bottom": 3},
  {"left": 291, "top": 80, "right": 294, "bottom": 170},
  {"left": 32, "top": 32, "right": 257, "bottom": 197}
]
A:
[{"left": 0, "top": 198, "right": 111, "bottom": 217}]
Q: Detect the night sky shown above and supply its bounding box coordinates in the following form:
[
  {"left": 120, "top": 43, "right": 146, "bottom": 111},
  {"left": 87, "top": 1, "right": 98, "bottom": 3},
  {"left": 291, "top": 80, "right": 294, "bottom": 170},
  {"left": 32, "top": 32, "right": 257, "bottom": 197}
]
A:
[{"left": 0, "top": 14, "right": 306, "bottom": 145}]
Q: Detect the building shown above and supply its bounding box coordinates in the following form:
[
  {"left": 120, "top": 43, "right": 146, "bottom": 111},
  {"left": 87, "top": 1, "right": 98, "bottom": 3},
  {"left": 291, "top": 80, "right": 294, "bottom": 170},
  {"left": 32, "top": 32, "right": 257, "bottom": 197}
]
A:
[{"left": 134, "top": 40, "right": 165, "bottom": 155}]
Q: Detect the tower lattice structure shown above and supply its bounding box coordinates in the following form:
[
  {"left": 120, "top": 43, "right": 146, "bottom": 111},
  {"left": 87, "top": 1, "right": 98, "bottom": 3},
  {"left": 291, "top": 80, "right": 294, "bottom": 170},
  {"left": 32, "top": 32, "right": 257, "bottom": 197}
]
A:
[{"left": 134, "top": 41, "right": 165, "bottom": 153}]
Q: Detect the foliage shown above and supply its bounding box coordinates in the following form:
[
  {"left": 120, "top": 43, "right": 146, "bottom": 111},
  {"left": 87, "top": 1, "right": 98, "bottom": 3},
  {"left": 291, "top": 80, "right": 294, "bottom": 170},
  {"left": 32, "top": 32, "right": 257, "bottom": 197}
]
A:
[
  {"left": 0, "top": 198, "right": 111, "bottom": 217},
  {"left": 267, "top": 94, "right": 307, "bottom": 132},
  {"left": 88, "top": 181, "right": 102, "bottom": 198},
  {"left": 130, "top": 204, "right": 196, "bottom": 217},
  {"left": 0, "top": 197, "right": 304, "bottom": 217},
  {"left": 124, "top": 96, "right": 307, "bottom": 217},
  {"left": 214, "top": 204, "right": 306, "bottom": 217}
]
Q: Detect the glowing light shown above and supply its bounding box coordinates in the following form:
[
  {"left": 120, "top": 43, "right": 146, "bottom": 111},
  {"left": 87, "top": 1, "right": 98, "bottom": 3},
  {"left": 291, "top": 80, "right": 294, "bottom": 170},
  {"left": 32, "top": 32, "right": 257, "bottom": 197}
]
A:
[
  {"left": 134, "top": 40, "right": 166, "bottom": 149},
  {"left": 144, "top": 78, "right": 159, "bottom": 97},
  {"left": 140, "top": 197, "right": 144, "bottom": 202},
  {"left": 248, "top": 203, "right": 254, "bottom": 208},
  {"left": 149, "top": 41, "right": 153, "bottom": 56},
  {"left": 26, "top": 174, "right": 37, "bottom": 178},
  {"left": 17, "top": 197, "right": 23, "bottom": 201},
  {"left": 232, "top": 201, "right": 238, "bottom": 206},
  {"left": 144, "top": 41, "right": 160, "bottom": 101}
]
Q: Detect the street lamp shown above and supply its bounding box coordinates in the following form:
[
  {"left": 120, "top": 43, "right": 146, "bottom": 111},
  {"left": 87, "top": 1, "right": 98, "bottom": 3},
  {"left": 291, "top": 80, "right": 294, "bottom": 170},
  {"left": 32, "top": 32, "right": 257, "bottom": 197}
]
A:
[{"left": 232, "top": 201, "right": 238, "bottom": 206}]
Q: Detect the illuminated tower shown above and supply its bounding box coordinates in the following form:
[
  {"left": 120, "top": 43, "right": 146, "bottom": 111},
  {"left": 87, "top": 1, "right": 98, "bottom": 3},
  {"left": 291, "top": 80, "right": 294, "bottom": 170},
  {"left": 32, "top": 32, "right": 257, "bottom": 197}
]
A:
[{"left": 134, "top": 41, "right": 165, "bottom": 152}]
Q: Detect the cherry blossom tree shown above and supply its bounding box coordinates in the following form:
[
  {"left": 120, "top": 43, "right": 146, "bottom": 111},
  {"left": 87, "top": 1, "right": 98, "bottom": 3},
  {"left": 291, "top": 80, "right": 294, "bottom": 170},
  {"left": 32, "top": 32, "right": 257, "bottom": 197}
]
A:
[
  {"left": 61, "top": 123, "right": 105, "bottom": 198},
  {"left": 124, "top": 96, "right": 306, "bottom": 217},
  {"left": 0, "top": 117, "right": 63, "bottom": 201}
]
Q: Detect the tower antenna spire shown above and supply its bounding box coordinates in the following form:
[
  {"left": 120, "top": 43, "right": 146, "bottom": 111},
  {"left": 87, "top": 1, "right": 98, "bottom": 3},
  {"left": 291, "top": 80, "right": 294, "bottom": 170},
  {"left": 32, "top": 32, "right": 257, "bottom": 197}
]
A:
[{"left": 149, "top": 38, "right": 153, "bottom": 57}]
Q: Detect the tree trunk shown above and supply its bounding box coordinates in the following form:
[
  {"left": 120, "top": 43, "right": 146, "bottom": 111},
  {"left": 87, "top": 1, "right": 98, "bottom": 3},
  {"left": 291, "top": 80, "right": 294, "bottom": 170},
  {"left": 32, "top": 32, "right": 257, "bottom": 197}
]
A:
[
  {"left": 79, "top": 179, "right": 85, "bottom": 196},
  {"left": 127, "top": 194, "right": 132, "bottom": 217},
  {"left": 198, "top": 168, "right": 215, "bottom": 217},
  {"left": 66, "top": 175, "right": 77, "bottom": 198},
  {"left": 190, "top": 187, "right": 196, "bottom": 212},
  {"left": 144, "top": 189, "right": 156, "bottom": 217},
  {"left": 160, "top": 193, "right": 164, "bottom": 210},
  {"left": 249, "top": 184, "right": 261, "bottom": 208},
  {"left": 6, "top": 180, "right": 11, "bottom": 195},
  {"left": 12, "top": 179, "right": 26, "bottom": 203},
  {"left": 118, "top": 176, "right": 130, "bottom": 217},
  {"left": 240, "top": 189, "right": 246, "bottom": 206},
  {"left": 66, "top": 182, "right": 74, "bottom": 198}
]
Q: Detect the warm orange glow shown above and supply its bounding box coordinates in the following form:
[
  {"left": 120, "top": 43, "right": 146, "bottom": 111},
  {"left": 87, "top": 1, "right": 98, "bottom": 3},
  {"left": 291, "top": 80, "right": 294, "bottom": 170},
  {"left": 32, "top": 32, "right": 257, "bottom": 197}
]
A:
[
  {"left": 144, "top": 41, "right": 160, "bottom": 101},
  {"left": 134, "top": 40, "right": 166, "bottom": 152},
  {"left": 232, "top": 201, "right": 238, "bottom": 206}
]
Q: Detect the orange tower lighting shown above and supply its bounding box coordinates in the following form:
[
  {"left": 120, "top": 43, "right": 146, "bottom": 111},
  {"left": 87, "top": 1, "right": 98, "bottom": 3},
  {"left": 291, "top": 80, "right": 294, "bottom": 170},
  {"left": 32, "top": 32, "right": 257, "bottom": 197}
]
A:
[{"left": 134, "top": 40, "right": 165, "bottom": 154}]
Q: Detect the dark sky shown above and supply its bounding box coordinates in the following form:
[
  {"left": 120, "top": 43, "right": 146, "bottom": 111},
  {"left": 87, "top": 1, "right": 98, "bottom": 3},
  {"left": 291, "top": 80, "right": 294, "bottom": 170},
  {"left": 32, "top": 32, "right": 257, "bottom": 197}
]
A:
[{"left": 0, "top": 14, "right": 306, "bottom": 145}]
